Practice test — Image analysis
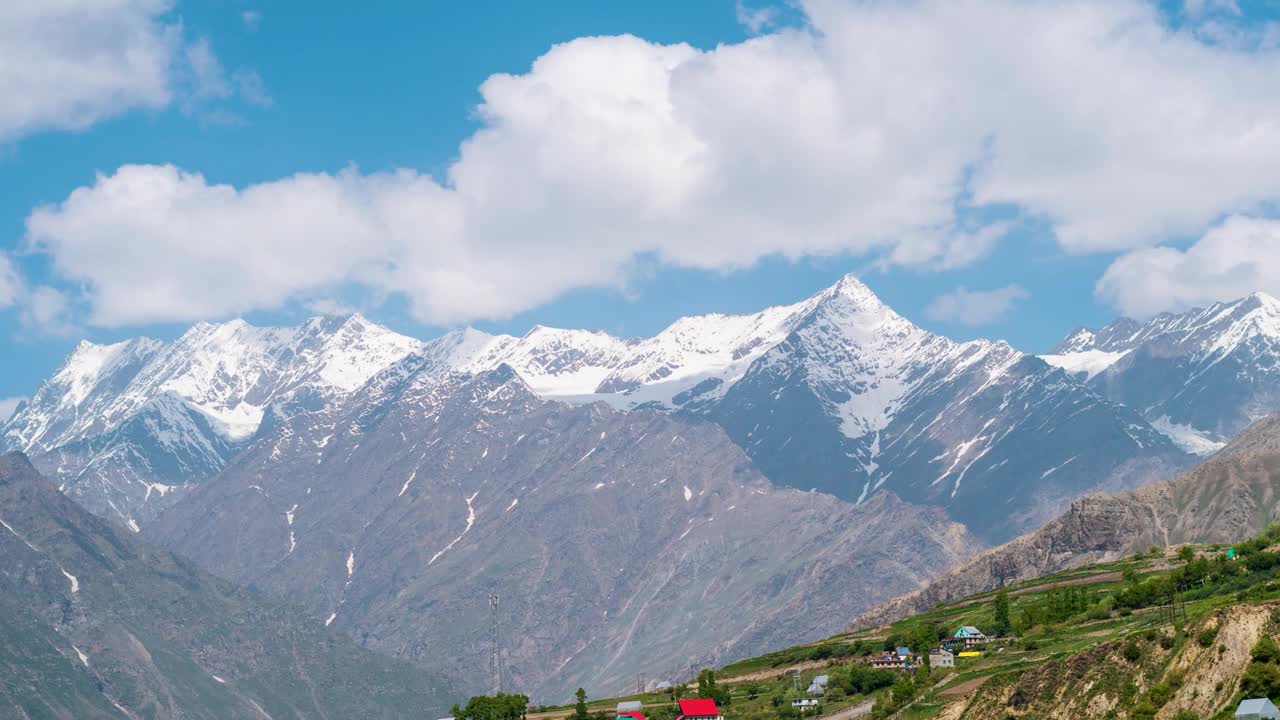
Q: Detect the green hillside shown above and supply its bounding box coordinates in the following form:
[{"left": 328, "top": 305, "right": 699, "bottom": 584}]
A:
[{"left": 534, "top": 525, "right": 1280, "bottom": 720}]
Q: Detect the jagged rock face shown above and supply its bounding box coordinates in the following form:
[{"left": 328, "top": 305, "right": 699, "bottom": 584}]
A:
[
  {"left": 850, "top": 414, "right": 1280, "bottom": 629},
  {"left": 1, "top": 315, "right": 422, "bottom": 528},
  {"left": 147, "top": 364, "right": 982, "bottom": 702},
  {"left": 1043, "top": 292, "right": 1280, "bottom": 455},
  {"left": 412, "top": 276, "right": 1189, "bottom": 542},
  {"left": 0, "top": 453, "right": 453, "bottom": 719},
  {"left": 703, "top": 281, "right": 1186, "bottom": 542}
]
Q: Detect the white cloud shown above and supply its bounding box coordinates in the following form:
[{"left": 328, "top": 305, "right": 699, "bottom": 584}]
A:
[
  {"left": 0, "top": 397, "right": 26, "bottom": 423},
  {"left": 1097, "top": 216, "right": 1280, "bottom": 317},
  {"left": 736, "top": 2, "right": 780, "bottom": 34},
  {"left": 184, "top": 37, "right": 231, "bottom": 103},
  {"left": 20, "top": 286, "right": 75, "bottom": 336},
  {"left": 242, "top": 10, "right": 262, "bottom": 32},
  {"left": 0, "top": 254, "right": 20, "bottom": 308},
  {"left": 22, "top": 0, "right": 1280, "bottom": 327},
  {"left": 924, "top": 284, "right": 1029, "bottom": 326},
  {"left": 233, "top": 69, "right": 273, "bottom": 107},
  {"left": 0, "top": 1, "right": 265, "bottom": 143},
  {"left": 0, "top": 0, "right": 178, "bottom": 142}
]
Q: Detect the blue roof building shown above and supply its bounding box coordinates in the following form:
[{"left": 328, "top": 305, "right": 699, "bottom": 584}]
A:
[{"left": 1237, "top": 698, "right": 1280, "bottom": 719}]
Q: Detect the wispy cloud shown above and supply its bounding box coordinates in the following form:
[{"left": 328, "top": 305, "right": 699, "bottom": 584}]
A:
[
  {"left": 925, "top": 285, "right": 1029, "bottom": 326},
  {"left": 0, "top": 397, "right": 26, "bottom": 423}
]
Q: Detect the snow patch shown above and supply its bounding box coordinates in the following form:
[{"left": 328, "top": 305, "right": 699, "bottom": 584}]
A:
[
  {"left": 127, "top": 519, "right": 140, "bottom": 533},
  {"left": 346, "top": 551, "right": 355, "bottom": 578},
  {"left": 72, "top": 645, "right": 89, "bottom": 666},
  {"left": 683, "top": 485, "right": 693, "bottom": 502},
  {"left": 0, "top": 516, "right": 39, "bottom": 552},
  {"left": 1151, "top": 415, "right": 1226, "bottom": 456},
  {"left": 1039, "top": 349, "right": 1128, "bottom": 379},
  {"left": 61, "top": 568, "right": 79, "bottom": 593},
  {"left": 505, "top": 498, "right": 519, "bottom": 512},
  {"left": 399, "top": 468, "right": 419, "bottom": 497},
  {"left": 428, "top": 492, "right": 478, "bottom": 566},
  {"left": 1040, "top": 455, "right": 1077, "bottom": 479},
  {"left": 324, "top": 612, "right": 336, "bottom": 626}
]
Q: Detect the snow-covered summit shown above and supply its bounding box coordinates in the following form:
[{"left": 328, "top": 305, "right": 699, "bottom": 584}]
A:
[
  {"left": 1044, "top": 291, "right": 1280, "bottom": 455},
  {"left": 0, "top": 314, "right": 424, "bottom": 526}
]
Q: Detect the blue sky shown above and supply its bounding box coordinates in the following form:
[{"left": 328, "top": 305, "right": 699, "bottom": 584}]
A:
[{"left": 3, "top": 0, "right": 1280, "bottom": 405}]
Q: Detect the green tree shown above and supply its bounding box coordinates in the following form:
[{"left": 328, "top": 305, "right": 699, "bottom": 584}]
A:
[
  {"left": 696, "top": 669, "right": 730, "bottom": 706},
  {"left": 456, "top": 693, "right": 530, "bottom": 720},
  {"left": 992, "top": 586, "right": 1011, "bottom": 636},
  {"left": 574, "top": 689, "right": 589, "bottom": 720},
  {"left": 1242, "top": 662, "right": 1280, "bottom": 699},
  {"left": 1177, "top": 546, "right": 1195, "bottom": 563}
]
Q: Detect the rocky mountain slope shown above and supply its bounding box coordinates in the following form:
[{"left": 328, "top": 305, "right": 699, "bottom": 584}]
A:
[
  {"left": 0, "top": 315, "right": 422, "bottom": 528},
  {"left": 0, "top": 452, "right": 453, "bottom": 719},
  {"left": 1043, "top": 291, "right": 1280, "bottom": 456},
  {"left": 402, "top": 276, "right": 1191, "bottom": 542},
  {"left": 146, "top": 362, "right": 982, "bottom": 702},
  {"left": 5, "top": 275, "right": 1202, "bottom": 545},
  {"left": 851, "top": 412, "right": 1280, "bottom": 629}
]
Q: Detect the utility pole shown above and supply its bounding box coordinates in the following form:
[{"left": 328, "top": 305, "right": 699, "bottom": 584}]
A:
[{"left": 489, "top": 592, "right": 502, "bottom": 693}]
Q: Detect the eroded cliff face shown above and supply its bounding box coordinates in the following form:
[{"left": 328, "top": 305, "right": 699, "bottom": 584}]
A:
[
  {"left": 952, "top": 604, "right": 1275, "bottom": 720},
  {"left": 851, "top": 415, "right": 1280, "bottom": 630}
]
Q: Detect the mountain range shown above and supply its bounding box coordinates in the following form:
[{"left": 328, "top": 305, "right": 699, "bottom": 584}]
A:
[
  {"left": 5, "top": 276, "right": 1280, "bottom": 700},
  {"left": 4, "top": 276, "right": 1222, "bottom": 541},
  {"left": 0, "top": 452, "right": 453, "bottom": 718},
  {"left": 1041, "top": 291, "right": 1280, "bottom": 455},
  {"left": 144, "top": 363, "right": 979, "bottom": 700}
]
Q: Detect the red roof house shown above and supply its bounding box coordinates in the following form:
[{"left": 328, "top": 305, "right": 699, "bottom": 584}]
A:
[{"left": 677, "top": 699, "right": 722, "bottom": 720}]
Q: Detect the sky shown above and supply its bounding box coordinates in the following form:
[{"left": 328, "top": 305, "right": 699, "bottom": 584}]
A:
[{"left": 4, "top": 0, "right": 1280, "bottom": 410}]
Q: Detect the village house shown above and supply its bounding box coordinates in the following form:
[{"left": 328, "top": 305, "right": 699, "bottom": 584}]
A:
[
  {"left": 676, "top": 699, "right": 723, "bottom": 720},
  {"left": 1237, "top": 698, "right": 1280, "bottom": 720},
  {"left": 869, "top": 651, "right": 911, "bottom": 670},
  {"left": 943, "top": 626, "right": 987, "bottom": 651},
  {"left": 791, "top": 698, "right": 819, "bottom": 713},
  {"left": 928, "top": 647, "right": 954, "bottom": 668}
]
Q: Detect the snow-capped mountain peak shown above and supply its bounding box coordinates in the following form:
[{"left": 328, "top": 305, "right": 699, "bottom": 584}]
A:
[
  {"left": 1042, "top": 290, "right": 1280, "bottom": 455},
  {"left": 1, "top": 314, "right": 425, "bottom": 525}
]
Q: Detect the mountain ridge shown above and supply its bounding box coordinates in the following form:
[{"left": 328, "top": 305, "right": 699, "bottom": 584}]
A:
[
  {"left": 0, "top": 451, "right": 454, "bottom": 719},
  {"left": 849, "top": 412, "right": 1280, "bottom": 630}
]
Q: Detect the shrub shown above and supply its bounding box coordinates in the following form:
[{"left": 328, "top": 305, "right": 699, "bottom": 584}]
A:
[
  {"left": 1171, "top": 711, "right": 1199, "bottom": 720},
  {"left": 1131, "top": 700, "right": 1157, "bottom": 720},
  {"left": 1166, "top": 668, "right": 1186, "bottom": 689},
  {"left": 1147, "top": 683, "right": 1173, "bottom": 707},
  {"left": 1252, "top": 636, "right": 1280, "bottom": 663},
  {"left": 1241, "top": 662, "right": 1280, "bottom": 699},
  {"left": 1122, "top": 642, "right": 1142, "bottom": 663},
  {"left": 1159, "top": 633, "right": 1176, "bottom": 650},
  {"left": 1196, "top": 626, "right": 1218, "bottom": 648}
]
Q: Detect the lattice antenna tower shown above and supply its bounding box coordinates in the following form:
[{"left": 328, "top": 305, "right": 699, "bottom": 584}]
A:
[{"left": 489, "top": 592, "right": 503, "bottom": 693}]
